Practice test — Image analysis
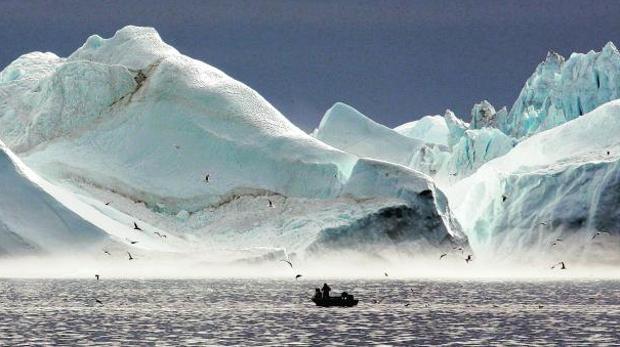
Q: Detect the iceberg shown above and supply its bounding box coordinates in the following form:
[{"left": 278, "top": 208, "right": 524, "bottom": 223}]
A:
[
  {"left": 314, "top": 102, "right": 448, "bottom": 175},
  {"left": 394, "top": 115, "right": 449, "bottom": 146},
  {"left": 502, "top": 42, "right": 620, "bottom": 138},
  {"left": 446, "top": 99, "right": 620, "bottom": 262},
  {"left": 0, "top": 26, "right": 466, "bottom": 259}
]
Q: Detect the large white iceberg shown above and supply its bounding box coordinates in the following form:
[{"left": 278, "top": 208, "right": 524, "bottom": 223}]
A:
[{"left": 0, "top": 26, "right": 466, "bottom": 259}]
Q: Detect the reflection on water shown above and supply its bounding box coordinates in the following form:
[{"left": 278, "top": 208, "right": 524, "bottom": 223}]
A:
[{"left": 0, "top": 279, "right": 619, "bottom": 345}]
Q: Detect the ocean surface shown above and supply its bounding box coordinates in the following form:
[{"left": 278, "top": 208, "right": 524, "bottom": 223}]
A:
[{"left": 0, "top": 279, "right": 618, "bottom": 346}]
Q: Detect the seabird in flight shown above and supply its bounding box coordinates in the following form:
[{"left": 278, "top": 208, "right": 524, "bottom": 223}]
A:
[
  {"left": 280, "top": 259, "right": 293, "bottom": 268},
  {"left": 551, "top": 261, "right": 566, "bottom": 270}
]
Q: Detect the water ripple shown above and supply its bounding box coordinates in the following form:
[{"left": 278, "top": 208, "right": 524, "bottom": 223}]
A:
[{"left": 0, "top": 279, "right": 618, "bottom": 345}]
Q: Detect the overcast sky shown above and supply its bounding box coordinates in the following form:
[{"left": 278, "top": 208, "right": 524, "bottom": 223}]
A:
[{"left": 1, "top": 0, "right": 619, "bottom": 130}]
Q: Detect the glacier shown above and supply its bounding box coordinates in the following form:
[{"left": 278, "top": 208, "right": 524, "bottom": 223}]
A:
[{"left": 0, "top": 26, "right": 466, "bottom": 264}]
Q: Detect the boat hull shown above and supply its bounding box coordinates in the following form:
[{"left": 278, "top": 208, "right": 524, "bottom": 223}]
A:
[{"left": 312, "top": 297, "right": 359, "bottom": 307}]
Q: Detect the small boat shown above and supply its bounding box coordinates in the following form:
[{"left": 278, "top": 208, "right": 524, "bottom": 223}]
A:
[{"left": 312, "top": 295, "right": 359, "bottom": 307}]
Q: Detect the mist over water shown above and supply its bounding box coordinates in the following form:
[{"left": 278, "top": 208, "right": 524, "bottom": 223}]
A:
[
  {"left": 2, "top": 250, "right": 620, "bottom": 280},
  {"left": 1, "top": 278, "right": 619, "bottom": 345}
]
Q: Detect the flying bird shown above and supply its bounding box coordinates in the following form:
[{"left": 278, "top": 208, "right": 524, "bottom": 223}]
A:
[
  {"left": 384, "top": 272, "right": 389, "bottom": 277},
  {"left": 280, "top": 259, "right": 293, "bottom": 268},
  {"left": 465, "top": 255, "right": 473, "bottom": 263},
  {"left": 95, "top": 274, "right": 100, "bottom": 281},
  {"left": 607, "top": 150, "right": 610, "bottom": 155},
  {"left": 133, "top": 222, "right": 142, "bottom": 231},
  {"left": 128, "top": 252, "right": 134, "bottom": 261},
  {"left": 95, "top": 299, "right": 103, "bottom": 305},
  {"left": 268, "top": 199, "right": 273, "bottom": 208},
  {"left": 502, "top": 195, "right": 508, "bottom": 202},
  {"left": 592, "top": 231, "right": 609, "bottom": 240},
  {"left": 449, "top": 172, "right": 457, "bottom": 176},
  {"left": 551, "top": 261, "right": 566, "bottom": 270},
  {"left": 295, "top": 274, "right": 302, "bottom": 280},
  {"left": 439, "top": 253, "right": 447, "bottom": 260},
  {"left": 104, "top": 201, "right": 111, "bottom": 206},
  {"left": 103, "top": 250, "right": 111, "bottom": 256},
  {"left": 205, "top": 174, "right": 210, "bottom": 183}
]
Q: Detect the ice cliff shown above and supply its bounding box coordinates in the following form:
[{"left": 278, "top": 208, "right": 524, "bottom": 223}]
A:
[{"left": 446, "top": 100, "right": 620, "bottom": 262}]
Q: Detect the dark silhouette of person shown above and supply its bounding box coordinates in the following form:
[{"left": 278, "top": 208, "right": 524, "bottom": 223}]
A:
[
  {"left": 314, "top": 288, "right": 322, "bottom": 300},
  {"left": 322, "top": 283, "right": 331, "bottom": 299}
]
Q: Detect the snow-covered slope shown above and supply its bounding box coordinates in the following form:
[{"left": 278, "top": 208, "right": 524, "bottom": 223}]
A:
[
  {"left": 501, "top": 42, "right": 620, "bottom": 138},
  {"left": 0, "top": 26, "right": 466, "bottom": 259},
  {"left": 446, "top": 100, "right": 620, "bottom": 262},
  {"left": 394, "top": 115, "right": 449, "bottom": 146}
]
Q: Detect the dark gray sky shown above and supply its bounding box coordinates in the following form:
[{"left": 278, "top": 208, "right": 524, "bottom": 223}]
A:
[{"left": 1, "top": 1, "right": 619, "bottom": 131}]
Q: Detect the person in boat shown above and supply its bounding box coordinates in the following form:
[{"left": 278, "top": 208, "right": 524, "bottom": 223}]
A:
[
  {"left": 322, "top": 283, "right": 331, "bottom": 299},
  {"left": 313, "top": 288, "right": 322, "bottom": 300}
]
